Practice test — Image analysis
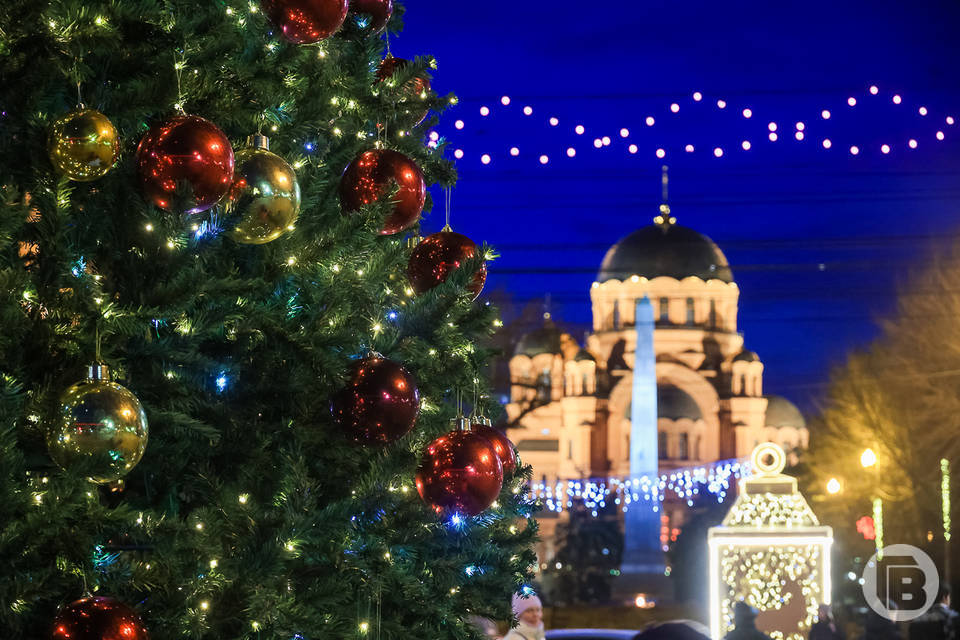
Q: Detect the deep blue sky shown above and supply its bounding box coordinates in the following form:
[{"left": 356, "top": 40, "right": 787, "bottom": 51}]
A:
[{"left": 398, "top": 0, "right": 960, "bottom": 410}]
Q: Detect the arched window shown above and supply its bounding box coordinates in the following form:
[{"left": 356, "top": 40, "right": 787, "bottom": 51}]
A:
[
  {"left": 678, "top": 433, "right": 689, "bottom": 460},
  {"left": 582, "top": 373, "right": 588, "bottom": 395},
  {"left": 658, "top": 431, "right": 668, "bottom": 459},
  {"left": 740, "top": 374, "right": 747, "bottom": 396},
  {"left": 613, "top": 299, "right": 621, "bottom": 329},
  {"left": 568, "top": 439, "right": 574, "bottom": 460},
  {"left": 685, "top": 298, "right": 695, "bottom": 325},
  {"left": 709, "top": 299, "right": 717, "bottom": 328},
  {"left": 659, "top": 297, "right": 670, "bottom": 323}
]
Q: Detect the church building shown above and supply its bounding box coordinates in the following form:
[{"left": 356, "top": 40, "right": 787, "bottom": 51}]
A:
[{"left": 505, "top": 185, "right": 808, "bottom": 566}]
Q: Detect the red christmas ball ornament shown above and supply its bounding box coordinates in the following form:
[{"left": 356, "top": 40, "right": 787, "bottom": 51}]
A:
[
  {"left": 51, "top": 596, "right": 149, "bottom": 640},
  {"left": 260, "top": 0, "right": 348, "bottom": 44},
  {"left": 348, "top": 0, "right": 393, "bottom": 32},
  {"left": 330, "top": 355, "right": 420, "bottom": 445},
  {"left": 376, "top": 57, "right": 431, "bottom": 127},
  {"left": 416, "top": 419, "right": 504, "bottom": 517},
  {"left": 408, "top": 229, "right": 486, "bottom": 300},
  {"left": 136, "top": 115, "right": 234, "bottom": 214},
  {"left": 339, "top": 149, "right": 425, "bottom": 235},
  {"left": 470, "top": 419, "right": 517, "bottom": 476}
]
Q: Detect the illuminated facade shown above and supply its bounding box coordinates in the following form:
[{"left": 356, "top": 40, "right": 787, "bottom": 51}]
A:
[
  {"left": 708, "top": 443, "right": 833, "bottom": 640},
  {"left": 505, "top": 193, "right": 809, "bottom": 564}
]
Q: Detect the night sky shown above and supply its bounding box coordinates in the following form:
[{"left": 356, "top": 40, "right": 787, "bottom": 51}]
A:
[{"left": 399, "top": 0, "right": 960, "bottom": 410}]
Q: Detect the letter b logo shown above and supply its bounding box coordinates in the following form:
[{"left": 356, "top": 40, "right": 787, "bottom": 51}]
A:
[{"left": 863, "top": 545, "right": 939, "bottom": 622}]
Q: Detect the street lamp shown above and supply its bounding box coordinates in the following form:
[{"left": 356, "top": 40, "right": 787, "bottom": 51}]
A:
[{"left": 861, "top": 448, "right": 883, "bottom": 558}]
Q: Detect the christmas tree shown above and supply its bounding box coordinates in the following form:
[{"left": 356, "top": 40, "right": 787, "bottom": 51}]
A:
[{"left": 0, "top": 1, "right": 537, "bottom": 638}]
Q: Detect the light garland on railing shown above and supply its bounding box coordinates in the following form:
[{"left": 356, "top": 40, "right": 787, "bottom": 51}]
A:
[
  {"left": 527, "top": 458, "right": 749, "bottom": 517},
  {"left": 439, "top": 84, "right": 956, "bottom": 165}
]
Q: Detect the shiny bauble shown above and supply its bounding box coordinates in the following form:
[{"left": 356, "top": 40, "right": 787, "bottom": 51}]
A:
[
  {"left": 416, "top": 421, "right": 504, "bottom": 517},
  {"left": 226, "top": 135, "right": 300, "bottom": 244},
  {"left": 136, "top": 115, "right": 234, "bottom": 214},
  {"left": 348, "top": 0, "right": 393, "bottom": 32},
  {"left": 260, "top": 0, "right": 348, "bottom": 44},
  {"left": 330, "top": 355, "right": 420, "bottom": 445},
  {"left": 47, "top": 364, "right": 148, "bottom": 484},
  {"left": 376, "top": 57, "right": 431, "bottom": 127},
  {"left": 470, "top": 420, "right": 517, "bottom": 476},
  {"left": 408, "top": 229, "right": 486, "bottom": 299},
  {"left": 339, "top": 149, "right": 425, "bottom": 235},
  {"left": 47, "top": 108, "right": 120, "bottom": 182},
  {"left": 51, "top": 596, "right": 150, "bottom": 640}
]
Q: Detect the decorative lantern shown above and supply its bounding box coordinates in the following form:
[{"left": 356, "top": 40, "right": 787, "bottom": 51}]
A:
[{"left": 708, "top": 443, "right": 833, "bottom": 640}]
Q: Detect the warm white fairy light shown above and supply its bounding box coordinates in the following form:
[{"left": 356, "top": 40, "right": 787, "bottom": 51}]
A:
[
  {"left": 795, "top": 121, "right": 805, "bottom": 131},
  {"left": 523, "top": 106, "right": 533, "bottom": 115},
  {"left": 539, "top": 154, "right": 549, "bottom": 164},
  {"left": 947, "top": 116, "right": 955, "bottom": 125},
  {"left": 795, "top": 131, "right": 804, "bottom": 141},
  {"left": 620, "top": 128, "right": 630, "bottom": 137},
  {"left": 708, "top": 444, "right": 833, "bottom": 640},
  {"left": 822, "top": 139, "right": 832, "bottom": 149},
  {"left": 575, "top": 124, "right": 585, "bottom": 134},
  {"left": 510, "top": 147, "right": 519, "bottom": 156},
  {"left": 850, "top": 145, "right": 860, "bottom": 155},
  {"left": 693, "top": 91, "right": 703, "bottom": 101},
  {"left": 937, "top": 130, "right": 946, "bottom": 140},
  {"left": 629, "top": 144, "right": 639, "bottom": 154},
  {"left": 848, "top": 97, "right": 857, "bottom": 106},
  {"left": 670, "top": 103, "right": 680, "bottom": 113},
  {"left": 685, "top": 144, "right": 694, "bottom": 152},
  {"left": 481, "top": 154, "right": 491, "bottom": 164},
  {"left": 714, "top": 147, "right": 723, "bottom": 157},
  {"left": 566, "top": 147, "right": 576, "bottom": 157},
  {"left": 454, "top": 149, "right": 464, "bottom": 159},
  {"left": 656, "top": 148, "right": 666, "bottom": 158},
  {"left": 870, "top": 85, "right": 879, "bottom": 95},
  {"left": 549, "top": 117, "right": 559, "bottom": 126},
  {"left": 454, "top": 120, "right": 464, "bottom": 129},
  {"left": 742, "top": 108, "right": 753, "bottom": 118},
  {"left": 892, "top": 94, "right": 902, "bottom": 104},
  {"left": 600, "top": 136, "right": 610, "bottom": 146},
  {"left": 717, "top": 99, "right": 727, "bottom": 109},
  {"left": 501, "top": 96, "right": 510, "bottom": 106},
  {"left": 821, "top": 110, "right": 831, "bottom": 119},
  {"left": 919, "top": 106, "right": 928, "bottom": 116},
  {"left": 908, "top": 139, "right": 918, "bottom": 149},
  {"left": 741, "top": 140, "right": 751, "bottom": 150},
  {"left": 881, "top": 143, "right": 890, "bottom": 154},
  {"left": 593, "top": 138, "right": 602, "bottom": 148},
  {"left": 479, "top": 106, "right": 490, "bottom": 116}
]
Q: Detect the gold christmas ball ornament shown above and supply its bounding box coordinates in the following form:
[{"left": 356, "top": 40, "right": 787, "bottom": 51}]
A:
[
  {"left": 47, "top": 107, "right": 120, "bottom": 181},
  {"left": 47, "top": 363, "right": 148, "bottom": 484},
  {"left": 226, "top": 135, "right": 301, "bottom": 245}
]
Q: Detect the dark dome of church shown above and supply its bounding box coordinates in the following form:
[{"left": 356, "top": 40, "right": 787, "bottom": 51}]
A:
[
  {"left": 597, "top": 224, "right": 734, "bottom": 283},
  {"left": 764, "top": 395, "right": 806, "bottom": 429},
  {"left": 734, "top": 349, "right": 760, "bottom": 363},
  {"left": 658, "top": 384, "right": 703, "bottom": 421},
  {"left": 514, "top": 320, "right": 563, "bottom": 357}
]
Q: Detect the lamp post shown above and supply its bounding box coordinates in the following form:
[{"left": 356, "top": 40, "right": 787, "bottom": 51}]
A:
[{"left": 861, "top": 449, "right": 883, "bottom": 559}]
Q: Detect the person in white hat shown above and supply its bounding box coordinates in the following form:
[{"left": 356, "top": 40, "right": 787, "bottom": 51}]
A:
[{"left": 503, "top": 591, "right": 545, "bottom": 640}]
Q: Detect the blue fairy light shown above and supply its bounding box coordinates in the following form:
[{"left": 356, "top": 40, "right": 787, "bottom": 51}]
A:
[
  {"left": 216, "top": 373, "right": 228, "bottom": 392},
  {"left": 71, "top": 257, "right": 86, "bottom": 277},
  {"left": 304, "top": 141, "right": 315, "bottom": 152}
]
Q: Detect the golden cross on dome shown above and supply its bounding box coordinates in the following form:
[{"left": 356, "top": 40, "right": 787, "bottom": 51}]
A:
[{"left": 654, "top": 165, "right": 676, "bottom": 228}]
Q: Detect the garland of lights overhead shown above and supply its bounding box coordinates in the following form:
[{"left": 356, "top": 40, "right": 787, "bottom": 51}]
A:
[{"left": 435, "top": 85, "right": 955, "bottom": 164}]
